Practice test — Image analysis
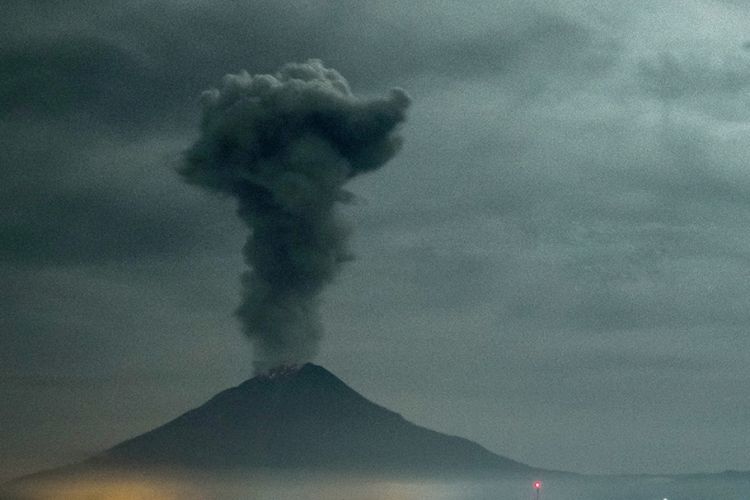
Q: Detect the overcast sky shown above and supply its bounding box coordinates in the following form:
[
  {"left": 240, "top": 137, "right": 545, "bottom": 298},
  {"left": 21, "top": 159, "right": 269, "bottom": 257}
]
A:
[{"left": 3, "top": 0, "right": 750, "bottom": 482}]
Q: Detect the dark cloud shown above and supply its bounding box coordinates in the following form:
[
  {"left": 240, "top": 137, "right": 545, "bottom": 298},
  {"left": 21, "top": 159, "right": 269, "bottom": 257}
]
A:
[
  {"left": 0, "top": 36, "right": 166, "bottom": 129},
  {"left": 1, "top": 1, "right": 337, "bottom": 130},
  {"left": 637, "top": 49, "right": 750, "bottom": 121},
  {"left": 181, "top": 60, "right": 410, "bottom": 371},
  {"left": 0, "top": 0, "right": 611, "bottom": 267},
  {"left": 329, "top": 12, "right": 620, "bottom": 88},
  {"left": 639, "top": 50, "right": 750, "bottom": 97},
  {"left": 0, "top": 187, "right": 202, "bottom": 265},
  {"left": 0, "top": 117, "right": 225, "bottom": 266},
  {"left": 1, "top": 1, "right": 617, "bottom": 135}
]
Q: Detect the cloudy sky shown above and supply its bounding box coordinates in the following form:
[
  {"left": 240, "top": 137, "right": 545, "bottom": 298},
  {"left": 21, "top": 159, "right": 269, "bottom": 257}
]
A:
[{"left": 3, "top": 0, "right": 750, "bottom": 482}]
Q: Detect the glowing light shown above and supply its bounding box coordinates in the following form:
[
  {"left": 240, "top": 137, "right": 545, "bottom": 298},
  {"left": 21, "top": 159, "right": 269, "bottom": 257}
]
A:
[
  {"left": 533, "top": 480, "right": 542, "bottom": 490},
  {"left": 12, "top": 475, "right": 195, "bottom": 500}
]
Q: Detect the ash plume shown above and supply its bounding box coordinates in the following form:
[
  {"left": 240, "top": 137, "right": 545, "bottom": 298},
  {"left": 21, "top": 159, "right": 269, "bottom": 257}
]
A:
[{"left": 180, "top": 60, "right": 410, "bottom": 372}]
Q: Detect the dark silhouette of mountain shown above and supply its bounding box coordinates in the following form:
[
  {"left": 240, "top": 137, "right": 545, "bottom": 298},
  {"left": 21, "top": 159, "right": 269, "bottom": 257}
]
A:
[
  {"left": 80, "top": 363, "right": 532, "bottom": 475},
  {"left": 10, "top": 365, "right": 749, "bottom": 498},
  {"left": 2, "top": 363, "right": 543, "bottom": 499}
]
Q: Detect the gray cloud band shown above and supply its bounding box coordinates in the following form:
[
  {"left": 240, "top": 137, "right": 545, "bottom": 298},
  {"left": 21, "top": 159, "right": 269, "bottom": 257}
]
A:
[{"left": 181, "top": 60, "right": 410, "bottom": 372}]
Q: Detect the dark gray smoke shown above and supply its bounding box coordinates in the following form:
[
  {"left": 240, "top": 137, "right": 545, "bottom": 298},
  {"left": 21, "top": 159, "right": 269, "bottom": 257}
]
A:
[{"left": 180, "top": 60, "right": 410, "bottom": 372}]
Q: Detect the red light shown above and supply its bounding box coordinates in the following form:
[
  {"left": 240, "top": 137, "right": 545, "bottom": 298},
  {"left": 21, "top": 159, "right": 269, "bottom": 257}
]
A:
[{"left": 533, "top": 481, "right": 542, "bottom": 489}]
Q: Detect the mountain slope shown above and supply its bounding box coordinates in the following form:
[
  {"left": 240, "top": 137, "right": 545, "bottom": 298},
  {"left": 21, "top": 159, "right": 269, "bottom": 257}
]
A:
[{"left": 83, "top": 363, "right": 531, "bottom": 474}]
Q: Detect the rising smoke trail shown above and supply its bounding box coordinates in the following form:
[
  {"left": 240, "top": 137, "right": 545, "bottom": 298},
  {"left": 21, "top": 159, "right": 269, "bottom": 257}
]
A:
[{"left": 180, "top": 60, "right": 410, "bottom": 372}]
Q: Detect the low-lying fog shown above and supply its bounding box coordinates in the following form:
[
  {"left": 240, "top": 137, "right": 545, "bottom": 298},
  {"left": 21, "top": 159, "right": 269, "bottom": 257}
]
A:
[{"left": 3, "top": 470, "right": 749, "bottom": 500}]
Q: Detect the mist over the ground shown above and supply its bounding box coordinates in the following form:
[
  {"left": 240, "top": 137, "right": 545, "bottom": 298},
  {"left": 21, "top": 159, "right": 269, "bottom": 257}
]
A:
[
  {"left": 5, "top": 470, "right": 750, "bottom": 500},
  {"left": 3, "top": 0, "right": 750, "bottom": 482}
]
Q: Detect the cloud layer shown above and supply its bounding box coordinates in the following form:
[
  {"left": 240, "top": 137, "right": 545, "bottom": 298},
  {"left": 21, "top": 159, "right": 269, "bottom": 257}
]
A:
[{"left": 3, "top": 0, "right": 750, "bottom": 481}]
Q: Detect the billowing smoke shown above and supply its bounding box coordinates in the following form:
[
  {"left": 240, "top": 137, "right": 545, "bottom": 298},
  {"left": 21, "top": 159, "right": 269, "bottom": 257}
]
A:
[{"left": 180, "top": 60, "right": 410, "bottom": 372}]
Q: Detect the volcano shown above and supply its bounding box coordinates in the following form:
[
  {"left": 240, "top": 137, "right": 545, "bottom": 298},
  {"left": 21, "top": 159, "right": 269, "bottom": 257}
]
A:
[
  {"left": 14, "top": 364, "right": 534, "bottom": 481},
  {"left": 83, "top": 363, "right": 531, "bottom": 475}
]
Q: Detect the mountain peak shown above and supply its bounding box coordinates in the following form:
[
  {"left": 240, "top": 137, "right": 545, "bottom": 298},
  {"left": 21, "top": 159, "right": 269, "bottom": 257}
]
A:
[{"left": 251, "top": 362, "right": 346, "bottom": 385}]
